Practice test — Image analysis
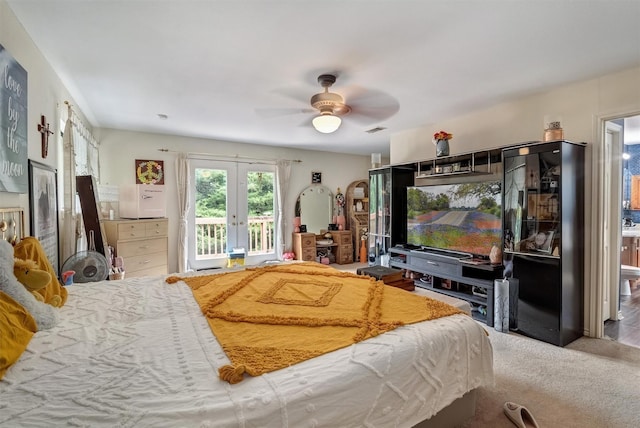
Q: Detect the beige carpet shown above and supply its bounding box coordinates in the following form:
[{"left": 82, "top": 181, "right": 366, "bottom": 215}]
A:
[{"left": 463, "top": 327, "right": 640, "bottom": 427}]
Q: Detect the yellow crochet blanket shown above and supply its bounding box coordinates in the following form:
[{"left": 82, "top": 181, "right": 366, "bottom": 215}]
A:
[{"left": 166, "top": 262, "right": 463, "bottom": 384}]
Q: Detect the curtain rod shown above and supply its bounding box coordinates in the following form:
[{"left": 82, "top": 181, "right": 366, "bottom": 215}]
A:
[{"left": 158, "top": 148, "right": 302, "bottom": 164}]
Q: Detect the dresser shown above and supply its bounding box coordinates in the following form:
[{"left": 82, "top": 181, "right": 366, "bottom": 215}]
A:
[
  {"left": 292, "top": 232, "right": 316, "bottom": 262},
  {"left": 292, "top": 231, "right": 353, "bottom": 265},
  {"left": 103, "top": 218, "right": 168, "bottom": 278},
  {"left": 328, "top": 230, "right": 353, "bottom": 264}
]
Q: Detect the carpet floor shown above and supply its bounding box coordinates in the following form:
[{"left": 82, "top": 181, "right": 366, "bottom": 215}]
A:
[{"left": 462, "top": 327, "right": 640, "bottom": 427}]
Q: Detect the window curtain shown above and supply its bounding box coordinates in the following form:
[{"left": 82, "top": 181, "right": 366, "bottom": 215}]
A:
[
  {"left": 275, "top": 160, "right": 292, "bottom": 260},
  {"left": 60, "top": 103, "right": 99, "bottom": 264},
  {"left": 175, "top": 153, "right": 190, "bottom": 272}
]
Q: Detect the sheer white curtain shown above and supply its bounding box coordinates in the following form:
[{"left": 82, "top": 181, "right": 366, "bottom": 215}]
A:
[
  {"left": 60, "top": 104, "right": 99, "bottom": 264},
  {"left": 275, "top": 160, "right": 292, "bottom": 260},
  {"left": 175, "top": 153, "right": 190, "bottom": 272}
]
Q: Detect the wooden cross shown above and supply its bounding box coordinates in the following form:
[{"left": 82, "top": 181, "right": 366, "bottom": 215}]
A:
[{"left": 38, "top": 115, "right": 53, "bottom": 158}]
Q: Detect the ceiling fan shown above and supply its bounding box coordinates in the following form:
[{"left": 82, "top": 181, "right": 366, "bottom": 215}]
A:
[
  {"left": 309, "top": 74, "right": 351, "bottom": 134},
  {"left": 256, "top": 73, "right": 399, "bottom": 133}
]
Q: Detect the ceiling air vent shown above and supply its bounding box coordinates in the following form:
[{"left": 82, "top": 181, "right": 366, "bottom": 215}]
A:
[{"left": 365, "top": 126, "right": 387, "bottom": 134}]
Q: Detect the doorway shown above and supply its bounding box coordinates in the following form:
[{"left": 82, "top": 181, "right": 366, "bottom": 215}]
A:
[
  {"left": 187, "top": 159, "right": 277, "bottom": 270},
  {"left": 603, "top": 114, "right": 640, "bottom": 348}
]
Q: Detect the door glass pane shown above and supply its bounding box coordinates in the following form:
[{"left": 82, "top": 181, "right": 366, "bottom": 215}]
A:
[
  {"left": 504, "top": 149, "right": 561, "bottom": 256},
  {"left": 195, "top": 167, "right": 227, "bottom": 260},
  {"left": 246, "top": 170, "right": 275, "bottom": 255}
]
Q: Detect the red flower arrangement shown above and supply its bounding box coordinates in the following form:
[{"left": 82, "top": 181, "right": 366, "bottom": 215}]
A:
[{"left": 433, "top": 130, "right": 453, "bottom": 141}]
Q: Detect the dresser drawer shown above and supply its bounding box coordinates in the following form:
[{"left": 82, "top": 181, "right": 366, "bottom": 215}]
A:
[
  {"left": 336, "top": 245, "right": 354, "bottom": 264},
  {"left": 124, "top": 250, "right": 168, "bottom": 274},
  {"left": 116, "top": 222, "right": 147, "bottom": 240},
  {"left": 301, "top": 249, "right": 316, "bottom": 262},
  {"left": 126, "top": 263, "right": 168, "bottom": 278},
  {"left": 145, "top": 220, "right": 168, "bottom": 237},
  {"left": 337, "top": 233, "right": 351, "bottom": 245},
  {"left": 336, "top": 251, "right": 353, "bottom": 265},
  {"left": 117, "top": 237, "right": 167, "bottom": 258},
  {"left": 300, "top": 236, "right": 315, "bottom": 247}
]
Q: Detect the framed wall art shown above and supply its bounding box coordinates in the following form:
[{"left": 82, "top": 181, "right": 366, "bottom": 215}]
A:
[
  {"left": 29, "top": 160, "right": 59, "bottom": 274},
  {"left": 0, "top": 44, "right": 28, "bottom": 193},
  {"left": 136, "top": 159, "right": 164, "bottom": 184}
]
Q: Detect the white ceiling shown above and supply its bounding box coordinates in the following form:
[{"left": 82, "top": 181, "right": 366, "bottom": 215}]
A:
[{"left": 7, "top": 0, "right": 640, "bottom": 156}]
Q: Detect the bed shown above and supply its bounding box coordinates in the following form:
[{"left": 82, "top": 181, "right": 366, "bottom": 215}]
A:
[{"left": 0, "top": 261, "right": 493, "bottom": 427}]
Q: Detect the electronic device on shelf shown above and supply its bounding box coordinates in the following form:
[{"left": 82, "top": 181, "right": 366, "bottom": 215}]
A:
[{"left": 405, "top": 180, "right": 502, "bottom": 259}]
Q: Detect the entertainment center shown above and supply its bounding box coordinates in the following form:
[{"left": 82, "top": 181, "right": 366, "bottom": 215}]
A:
[
  {"left": 389, "top": 245, "right": 503, "bottom": 326},
  {"left": 373, "top": 140, "right": 585, "bottom": 346}
]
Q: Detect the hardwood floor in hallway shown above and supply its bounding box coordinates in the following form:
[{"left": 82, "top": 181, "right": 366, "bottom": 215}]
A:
[{"left": 604, "top": 284, "right": 640, "bottom": 349}]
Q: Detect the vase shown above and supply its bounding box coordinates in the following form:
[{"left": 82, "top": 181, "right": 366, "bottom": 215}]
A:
[
  {"left": 436, "top": 139, "right": 450, "bottom": 157},
  {"left": 360, "top": 239, "right": 367, "bottom": 263},
  {"left": 489, "top": 244, "right": 502, "bottom": 264}
]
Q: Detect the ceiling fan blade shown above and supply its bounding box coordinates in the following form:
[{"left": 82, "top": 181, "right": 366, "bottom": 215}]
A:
[
  {"left": 255, "top": 107, "right": 314, "bottom": 118},
  {"left": 272, "top": 86, "right": 314, "bottom": 104},
  {"left": 343, "top": 86, "right": 400, "bottom": 123}
]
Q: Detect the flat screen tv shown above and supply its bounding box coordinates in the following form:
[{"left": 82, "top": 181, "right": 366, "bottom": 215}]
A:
[{"left": 406, "top": 181, "right": 502, "bottom": 258}]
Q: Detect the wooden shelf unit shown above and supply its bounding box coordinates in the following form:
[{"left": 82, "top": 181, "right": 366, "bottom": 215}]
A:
[{"left": 346, "top": 179, "right": 369, "bottom": 261}]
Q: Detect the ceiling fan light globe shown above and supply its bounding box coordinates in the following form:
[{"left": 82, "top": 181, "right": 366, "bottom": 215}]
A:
[{"left": 312, "top": 114, "right": 341, "bottom": 133}]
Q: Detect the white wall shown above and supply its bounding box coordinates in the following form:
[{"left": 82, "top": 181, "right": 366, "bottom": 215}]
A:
[
  {"left": 390, "top": 67, "right": 640, "bottom": 163},
  {"left": 0, "top": 1, "right": 90, "bottom": 235},
  {"left": 97, "top": 128, "right": 371, "bottom": 273}
]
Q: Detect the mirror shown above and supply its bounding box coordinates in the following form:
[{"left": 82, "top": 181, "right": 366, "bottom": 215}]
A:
[{"left": 297, "top": 184, "right": 333, "bottom": 234}]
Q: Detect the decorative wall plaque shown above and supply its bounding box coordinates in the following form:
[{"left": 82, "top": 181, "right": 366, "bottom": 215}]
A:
[
  {"left": 0, "top": 44, "right": 28, "bottom": 193},
  {"left": 135, "top": 159, "right": 164, "bottom": 184}
]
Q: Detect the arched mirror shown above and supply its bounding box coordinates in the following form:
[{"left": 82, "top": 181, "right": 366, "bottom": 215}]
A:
[{"left": 297, "top": 184, "right": 333, "bottom": 234}]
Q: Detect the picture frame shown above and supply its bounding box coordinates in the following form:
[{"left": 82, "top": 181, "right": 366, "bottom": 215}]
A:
[
  {"left": 28, "top": 160, "right": 59, "bottom": 274},
  {"left": 533, "top": 230, "right": 555, "bottom": 254},
  {"left": 311, "top": 171, "right": 322, "bottom": 184},
  {"left": 135, "top": 159, "right": 164, "bottom": 184}
]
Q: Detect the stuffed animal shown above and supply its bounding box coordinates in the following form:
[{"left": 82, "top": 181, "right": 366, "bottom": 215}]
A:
[
  {"left": 0, "top": 240, "right": 58, "bottom": 330},
  {"left": 13, "top": 258, "right": 62, "bottom": 307}
]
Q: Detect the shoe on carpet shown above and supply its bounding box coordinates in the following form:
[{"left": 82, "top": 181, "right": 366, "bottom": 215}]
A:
[{"left": 503, "top": 401, "right": 540, "bottom": 428}]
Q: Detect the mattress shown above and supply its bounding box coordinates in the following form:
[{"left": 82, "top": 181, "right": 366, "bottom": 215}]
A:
[{"left": 0, "top": 271, "right": 493, "bottom": 427}]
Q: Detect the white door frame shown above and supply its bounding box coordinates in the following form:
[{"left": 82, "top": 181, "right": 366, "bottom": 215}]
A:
[
  {"left": 605, "top": 121, "right": 624, "bottom": 321},
  {"left": 590, "top": 111, "right": 640, "bottom": 337}
]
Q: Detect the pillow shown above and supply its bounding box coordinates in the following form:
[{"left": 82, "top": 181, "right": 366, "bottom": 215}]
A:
[
  {"left": 13, "top": 237, "right": 68, "bottom": 307},
  {"left": 0, "top": 291, "right": 37, "bottom": 379}
]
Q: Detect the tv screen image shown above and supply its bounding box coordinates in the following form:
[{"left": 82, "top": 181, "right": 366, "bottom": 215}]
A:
[{"left": 406, "top": 181, "right": 502, "bottom": 257}]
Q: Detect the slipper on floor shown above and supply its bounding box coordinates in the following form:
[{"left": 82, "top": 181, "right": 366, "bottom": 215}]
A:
[{"left": 503, "top": 401, "right": 540, "bottom": 428}]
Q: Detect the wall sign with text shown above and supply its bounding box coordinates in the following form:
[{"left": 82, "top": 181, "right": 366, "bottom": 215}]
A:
[{"left": 0, "top": 44, "right": 28, "bottom": 193}]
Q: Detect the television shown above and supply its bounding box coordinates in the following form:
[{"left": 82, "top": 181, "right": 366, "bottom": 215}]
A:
[{"left": 406, "top": 180, "right": 502, "bottom": 258}]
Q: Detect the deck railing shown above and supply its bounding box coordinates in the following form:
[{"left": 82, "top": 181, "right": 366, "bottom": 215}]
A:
[{"left": 195, "top": 216, "right": 274, "bottom": 259}]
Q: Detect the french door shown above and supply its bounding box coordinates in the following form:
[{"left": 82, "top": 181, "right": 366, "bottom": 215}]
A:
[{"left": 187, "top": 159, "right": 276, "bottom": 270}]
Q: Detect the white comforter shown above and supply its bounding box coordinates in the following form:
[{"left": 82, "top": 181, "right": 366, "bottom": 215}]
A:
[{"left": 0, "top": 273, "right": 493, "bottom": 428}]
